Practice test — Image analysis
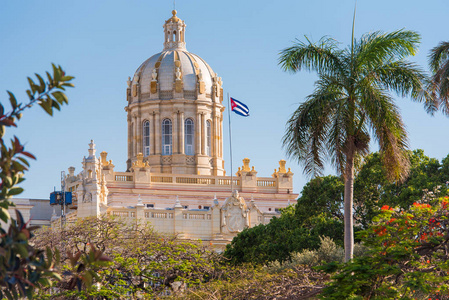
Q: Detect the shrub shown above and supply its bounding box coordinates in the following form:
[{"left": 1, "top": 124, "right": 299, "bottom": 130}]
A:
[{"left": 320, "top": 196, "right": 449, "bottom": 299}]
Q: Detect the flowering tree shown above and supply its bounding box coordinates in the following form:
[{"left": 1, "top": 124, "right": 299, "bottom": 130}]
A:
[{"left": 321, "top": 196, "right": 449, "bottom": 299}]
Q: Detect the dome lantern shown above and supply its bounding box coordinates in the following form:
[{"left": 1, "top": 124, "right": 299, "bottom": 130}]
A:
[{"left": 163, "top": 10, "right": 186, "bottom": 51}]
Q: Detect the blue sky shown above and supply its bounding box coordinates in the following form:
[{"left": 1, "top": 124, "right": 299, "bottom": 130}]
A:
[{"left": 1, "top": 0, "right": 448, "bottom": 199}]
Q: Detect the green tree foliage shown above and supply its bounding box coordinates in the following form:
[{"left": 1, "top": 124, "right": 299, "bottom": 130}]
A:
[
  {"left": 279, "top": 28, "right": 432, "bottom": 261},
  {"left": 0, "top": 65, "right": 74, "bottom": 299},
  {"left": 32, "top": 216, "right": 229, "bottom": 299},
  {"left": 354, "top": 149, "right": 449, "bottom": 227},
  {"left": 320, "top": 196, "right": 449, "bottom": 299},
  {"left": 225, "top": 149, "right": 449, "bottom": 266},
  {"left": 224, "top": 176, "right": 345, "bottom": 265}
]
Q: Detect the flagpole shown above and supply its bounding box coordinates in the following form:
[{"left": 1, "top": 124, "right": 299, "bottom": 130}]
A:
[{"left": 227, "top": 92, "right": 234, "bottom": 193}]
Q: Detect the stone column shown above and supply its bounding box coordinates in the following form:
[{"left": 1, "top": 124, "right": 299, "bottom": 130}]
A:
[
  {"left": 127, "top": 114, "right": 132, "bottom": 159},
  {"left": 152, "top": 113, "right": 156, "bottom": 155},
  {"left": 196, "top": 112, "right": 201, "bottom": 155},
  {"left": 201, "top": 113, "right": 206, "bottom": 155},
  {"left": 155, "top": 112, "right": 161, "bottom": 155},
  {"left": 180, "top": 112, "right": 185, "bottom": 154},
  {"left": 133, "top": 115, "right": 138, "bottom": 157},
  {"left": 214, "top": 116, "right": 219, "bottom": 158},
  {"left": 172, "top": 111, "right": 178, "bottom": 154},
  {"left": 137, "top": 114, "right": 142, "bottom": 155},
  {"left": 219, "top": 115, "right": 223, "bottom": 157}
]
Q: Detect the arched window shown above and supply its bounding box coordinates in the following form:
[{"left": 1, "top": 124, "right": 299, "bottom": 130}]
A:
[
  {"left": 173, "top": 31, "right": 177, "bottom": 42},
  {"left": 162, "top": 119, "right": 172, "bottom": 155},
  {"left": 184, "top": 118, "right": 194, "bottom": 155},
  {"left": 143, "top": 121, "right": 150, "bottom": 156},
  {"left": 206, "top": 120, "right": 211, "bottom": 156}
]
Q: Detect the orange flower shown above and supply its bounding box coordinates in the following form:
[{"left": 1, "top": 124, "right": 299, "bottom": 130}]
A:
[{"left": 381, "top": 205, "right": 393, "bottom": 211}]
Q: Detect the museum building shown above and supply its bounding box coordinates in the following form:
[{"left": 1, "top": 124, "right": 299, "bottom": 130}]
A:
[{"left": 55, "top": 11, "right": 298, "bottom": 246}]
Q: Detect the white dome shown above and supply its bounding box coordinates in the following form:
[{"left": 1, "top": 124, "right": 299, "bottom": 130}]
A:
[{"left": 132, "top": 49, "right": 215, "bottom": 96}]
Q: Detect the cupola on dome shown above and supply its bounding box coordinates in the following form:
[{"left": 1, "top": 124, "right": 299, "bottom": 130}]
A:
[{"left": 128, "top": 10, "right": 222, "bottom": 101}]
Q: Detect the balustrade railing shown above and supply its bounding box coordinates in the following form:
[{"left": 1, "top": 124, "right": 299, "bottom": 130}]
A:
[
  {"left": 257, "top": 179, "right": 276, "bottom": 187},
  {"left": 151, "top": 176, "right": 173, "bottom": 183},
  {"left": 112, "top": 211, "right": 129, "bottom": 217},
  {"left": 111, "top": 171, "right": 280, "bottom": 192},
  {"left": 176, "top": 177, "right": 215, "bottom": 184},
  {"left": 115, "top": 174, "right": 133, "bottom": 182}
]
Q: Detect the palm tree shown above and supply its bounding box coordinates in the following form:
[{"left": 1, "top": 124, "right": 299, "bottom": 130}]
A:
[
  {"left": 279, "top": 29, "right": 432, "bottom": 261},
  {"left": 429, "top": 41, "right": 449, "bottom": 114}
]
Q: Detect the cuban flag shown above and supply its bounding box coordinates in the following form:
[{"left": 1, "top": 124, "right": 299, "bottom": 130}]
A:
[{"left": 230, "top": 97, "right": 250, "bottom": 117}]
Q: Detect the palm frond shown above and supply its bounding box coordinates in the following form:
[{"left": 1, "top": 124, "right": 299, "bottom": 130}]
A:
[
  {"left": 429, "top": 41, "right": 449, "bottom": 73},
  {"left": 283, "top": 86, "right": 342, "bottom": 177},
  {"left": 428, "top": 41, "right": 449, "bottom": 114},
  {"left": 327, "top": 99, "right": 347, "bottom": 176},
  {"left": 366, "top": 60, "right": 436, "bottom": 114},
  {"left": 356, "top": 30, "right": 421, "bottom": 71},
  {"left": 278, "top": 36, "right": 344, "bottom": 76},
  {"left": 358, "top": 83, "right": 410, "bottom": 181}
]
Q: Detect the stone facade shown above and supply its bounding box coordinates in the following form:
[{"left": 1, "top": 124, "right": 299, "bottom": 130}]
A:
[{"left": 52, "top": 11, "right": 298, "bottom": 245}]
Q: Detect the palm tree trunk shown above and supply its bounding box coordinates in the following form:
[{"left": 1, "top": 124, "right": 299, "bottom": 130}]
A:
[{"left": 344, "top": 151, "right": 355, "bottom": 262}]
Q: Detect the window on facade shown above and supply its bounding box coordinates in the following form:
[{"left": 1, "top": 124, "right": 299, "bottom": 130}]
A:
[
  {"left": 162, "top": 118, "right": 172, "bottom": 155},
  {"left": 143, "top": 120, "right": 150, "bottom": 156},
  {"left": 206, "top": 120, "right": 211, "bottom": 156},
  {"left": 184, "top": 118, "right": 194, "bottom": 155}
]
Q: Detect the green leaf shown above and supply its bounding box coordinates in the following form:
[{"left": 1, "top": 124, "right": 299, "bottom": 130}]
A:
[
  {"left": 17, "top": 157, "right": 30, "bottom": 168},
  {"left": 7, "top": 91, "right": 17, "bottom": 109},
  {"left": 3, "top": 176, "right": 12, "bottom": 187},
  {"left": 27, "top": 77, "right": 37, "bottom": 94},
  {"left": 39, "top": 101, "right": 53, "bottom": 116},
  {"left": 52, "top": 91, "right": 68, "bottom": 104},
  {"left": 35, "top": 73, "right": 46, "bottom": 92},
  {"left": 8, "top": 187, "right": 24, "bottom": 196},
  {"left": 55, "top": 247, "right": 60, "bottom": 267},
  {"left": 0, "top": 207, "right": 10, "bottom": 222},
  {"left": 51, "top": 100, "right": 61, "bottom": 111},
  {"left": 83, "top": 271, "right": 93, "bottom": 289},
  {"left": 16, "top": 244, "right": 29, "bottom": 258},
  {"left": 26, "top": 89, "right": 33, "bottom": 100},
  {"left": 61, "top": 75, "right": 75, "bottom": 81},
  {"left": 52, "top": 63, "right": 61, "bottom": 83},
  {"left": 46, "top": 71, "right": 53, "bottom": 85},
  {"left": 46, "top": 247, "right": 52, "bottom": 267}
]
